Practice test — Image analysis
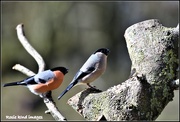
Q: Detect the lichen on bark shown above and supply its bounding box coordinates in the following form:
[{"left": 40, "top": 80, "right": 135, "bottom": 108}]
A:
[{"left": 125, "top": 19, "right": 178, "bottom": 120}]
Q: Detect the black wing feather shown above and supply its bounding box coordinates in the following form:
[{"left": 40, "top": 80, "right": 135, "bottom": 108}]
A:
[
  {"left": 75, "top": 67, "right": 95, "bottom": 80},
  {"left": 38, "top": 78, "right": 47, "bottom": 83}
]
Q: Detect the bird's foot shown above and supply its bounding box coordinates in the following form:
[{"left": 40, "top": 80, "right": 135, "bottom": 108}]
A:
[
  {"left": 87, "top": 83, "right": 97, "bottom": 89},
  {"left": 86, "top": 83, "right": 102, "bottom": 92},
  {"left": 42, "top": 91, "right": 54, "bottom": 103},
  {"left": 44, "top": 91, "right": 52, "bottom": 98}
]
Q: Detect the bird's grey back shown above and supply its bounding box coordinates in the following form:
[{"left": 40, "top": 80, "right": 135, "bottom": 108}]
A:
[
  {"left": 80, "top": 53, "right": 106, "bottom": 72},
  {"left": 34, "top": 70, "right": 55, "bottom": 83}
]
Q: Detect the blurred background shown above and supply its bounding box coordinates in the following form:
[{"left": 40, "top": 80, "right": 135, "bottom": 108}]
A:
[{"left": 1, "top": 1, "right": 179, "bottom": 121}]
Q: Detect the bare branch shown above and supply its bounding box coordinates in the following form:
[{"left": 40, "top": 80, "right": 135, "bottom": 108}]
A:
[
  {"left": 13, "top": 24, "right": 66, "bottom": 121},
  {"left": 16, "top": 24, "right": 45, "bottom": 73},
  {"left": 44, "top": 92, "right": 67, "bottom": 121},
  {"left": 12, "top": 64, "right": 35, "bottom": 76}
]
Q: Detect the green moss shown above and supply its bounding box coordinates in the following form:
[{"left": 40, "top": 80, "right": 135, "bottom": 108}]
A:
[
  {"left": 162, "top": 49, "right": 178, "bottom": 81},
  {"left": 150, "top": 97, "right": 162, "bottom": 112},
  {"left": 150, "top": 84, "right": 164, "bottom": 119},
  {"left": 146, "top": 111, "right": 152, "bottom": 120},
  {"left": 162, "top": 84, "right": 169, "bottom": 98},
  {"left": 138, "top": 50, "right": 145, "bottom": 62},
  {"left": 150, "top": 47, "right": 178, "bottom": 120}
]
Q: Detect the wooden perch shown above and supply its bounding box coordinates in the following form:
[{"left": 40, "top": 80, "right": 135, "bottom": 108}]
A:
[
  {"left": 67, "top": 19, "right": 179, "bottom": 120},
  {"left": 14, "top": 24, "right": 66, "bottom": 121}
]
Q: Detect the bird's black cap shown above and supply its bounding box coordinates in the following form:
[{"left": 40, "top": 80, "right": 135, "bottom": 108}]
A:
[
  {"left": 94, "top": 48, "right": 110, "bottom": 56},
  {"left": 50, "top": 67, "right": 68, "bottom": 75}
]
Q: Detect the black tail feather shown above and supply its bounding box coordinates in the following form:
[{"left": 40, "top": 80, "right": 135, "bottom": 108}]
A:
[
  {"left": 57, "top": 82, "right": 76, "bottom": 100},
  {"left": 3, "top": 81, "right": 26, "bottom": 87}
]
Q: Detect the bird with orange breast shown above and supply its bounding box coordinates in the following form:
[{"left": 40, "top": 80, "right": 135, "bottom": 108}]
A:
[{"left": 3, "top": 67, "right": 68, "bottom": 98}]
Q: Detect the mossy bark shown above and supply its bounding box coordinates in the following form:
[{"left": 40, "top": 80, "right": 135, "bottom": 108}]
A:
[{"left": 67, "top": 19, "right": 179, "bottom": 121}]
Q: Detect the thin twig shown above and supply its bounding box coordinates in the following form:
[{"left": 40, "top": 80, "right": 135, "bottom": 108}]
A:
[
  {"left": 44, "top": 91, "right": 67, "bottom": 121},
  {"left": 14, "top": 23, "right": 66, "bottom": 121},
  {"left": 12, "top": 64, "right": 35, "bottom": 76},
  {"left": 16, "top": 23, "right": 45, "bottom": 73}
]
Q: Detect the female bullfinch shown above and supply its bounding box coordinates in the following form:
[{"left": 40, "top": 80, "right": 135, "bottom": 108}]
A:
[{"left": 58, "top": 48, "right": 110, "bottom": 100}]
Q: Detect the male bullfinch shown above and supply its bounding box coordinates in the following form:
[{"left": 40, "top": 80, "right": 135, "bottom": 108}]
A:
[
  {"left": 3, "top": 67, "right": 68, "bottom": 98},
  {"left": 57, "top": 48, "right": 110, "bottom": 100}
]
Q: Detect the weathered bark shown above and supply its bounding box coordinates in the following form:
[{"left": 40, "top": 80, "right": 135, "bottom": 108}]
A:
[{"left": 67, "top": 19, "right": 179, "bottom": 120}]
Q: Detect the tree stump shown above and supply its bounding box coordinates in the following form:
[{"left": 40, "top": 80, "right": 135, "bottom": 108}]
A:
[{"left": 67, "top": 19, "right": 179, "bottom": 121}]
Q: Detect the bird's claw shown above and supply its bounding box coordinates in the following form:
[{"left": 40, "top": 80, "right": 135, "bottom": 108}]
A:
[{"left": 87, "top": 83, "right": 97, "bottom": 89}]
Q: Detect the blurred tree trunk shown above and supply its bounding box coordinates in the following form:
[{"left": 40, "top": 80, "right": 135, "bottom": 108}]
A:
[{"left": 67, "top": 19, "right": 179, "bottom": 121}]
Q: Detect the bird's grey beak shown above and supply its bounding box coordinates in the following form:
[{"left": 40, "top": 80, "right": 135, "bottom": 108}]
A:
[{"left": 105, "top": 49, "right": 110, "bottom": 55}]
